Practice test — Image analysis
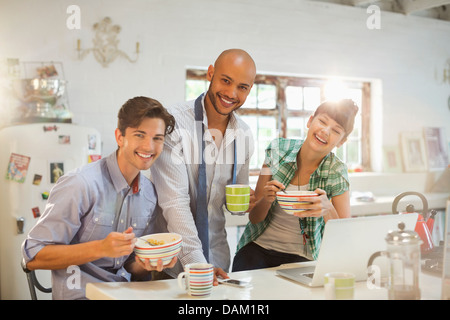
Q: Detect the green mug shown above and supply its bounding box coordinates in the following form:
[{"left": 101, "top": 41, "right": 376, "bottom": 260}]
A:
[
  {"left": 324, "top": 272, "right": 355, "bottom": 300},
  {"left": 226, "top": 184, "right": 250, "bottom": 213}
]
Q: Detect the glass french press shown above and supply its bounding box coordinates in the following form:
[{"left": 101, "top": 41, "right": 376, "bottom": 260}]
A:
[{"left": 367, "top": 221, "right": 422, "bottom": 300}]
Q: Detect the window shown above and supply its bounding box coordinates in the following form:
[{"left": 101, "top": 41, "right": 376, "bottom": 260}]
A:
[{"left": 186, "top": 69, "right": 370, "bottom": 173}]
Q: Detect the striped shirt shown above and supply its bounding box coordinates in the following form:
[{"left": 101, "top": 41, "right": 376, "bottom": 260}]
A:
[
  {"left": 236, "top": 138, "right": 349, "bottom": 260},
  {"left": 150, "top": 94, "right": 254, "bottom": 275}
]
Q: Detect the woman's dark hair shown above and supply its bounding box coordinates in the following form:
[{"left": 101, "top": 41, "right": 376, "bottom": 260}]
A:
[
  {"left": 117, "top": 96, "right": 175, "bottom": 136},
  {"left": 313, "top": 99, "right": 359, "bottom": 138}
]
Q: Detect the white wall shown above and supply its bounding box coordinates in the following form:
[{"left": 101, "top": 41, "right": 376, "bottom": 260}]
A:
[{"left": 1, "top": 0, "right": 450, "bottom": 170}]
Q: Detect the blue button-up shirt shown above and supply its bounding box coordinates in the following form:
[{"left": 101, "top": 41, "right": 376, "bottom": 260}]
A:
[{"left": 22, "top": 152, "right": 158, "bottom": 299}]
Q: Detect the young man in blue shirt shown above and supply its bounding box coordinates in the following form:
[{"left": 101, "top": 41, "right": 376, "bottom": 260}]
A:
[{"left": 22, "top": 97, "right": 176, "bottom": 299}]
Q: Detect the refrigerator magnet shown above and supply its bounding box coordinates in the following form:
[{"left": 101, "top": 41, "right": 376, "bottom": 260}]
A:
[
  {"left": 88, "top": 155, "right": 101, "bottom": 163},
  {"left": 5, "top": 153, "right": 31, "bottom": 183},
  {"left": 88, "top": 134, "right": 97, "bottom": 150},
  {"left": 43, "top": 125, "right": 58, "bottom": 132},
  {"left": 58, "top": 135, "right": 71, "bottom": 144},
  {"left": 31, "top": 207, "right": 41, "bottom": 218},
  {"left": 50, "top": 162, "right": 64, "bottom": 184},
  {"left": 32, "top": 174, "right": 42, "bottom": 185}
]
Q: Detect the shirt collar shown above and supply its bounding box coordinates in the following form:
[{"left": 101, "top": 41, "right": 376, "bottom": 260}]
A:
[
  {"left": 131, "top": 174, "right": 140, "bottom": 194},
  {"left": 106, "top": 152, "right": 141, "bottom": 194},
  {"left": 283, "top": 139, "right": 303, "bottom": 164},
  {"left": 284, "top": 140, "right": 331, "bottom": 179},
  {"left": 200, "top": 94, "right": 208, "bottom": 128}
]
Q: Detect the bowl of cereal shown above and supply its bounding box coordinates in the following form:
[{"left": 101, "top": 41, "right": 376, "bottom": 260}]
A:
[
  {"left": 134, "top": 233, "right": 182, "bottom": 266},
  {"left": 276, "top": 190, "right": 318, "bottom": 215}
]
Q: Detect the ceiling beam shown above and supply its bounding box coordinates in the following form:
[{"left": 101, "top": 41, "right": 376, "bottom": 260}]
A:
[
  {"left": 346, "top": 0, "right": 382, "bottom": 6},
  {"left": 396, "top": 0, "right": 450, "bottom": 14}
]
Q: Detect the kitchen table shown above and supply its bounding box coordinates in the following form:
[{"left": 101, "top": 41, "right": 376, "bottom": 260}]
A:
[{"left": 85, "top": 261, "right": 442, "bottom": 300}]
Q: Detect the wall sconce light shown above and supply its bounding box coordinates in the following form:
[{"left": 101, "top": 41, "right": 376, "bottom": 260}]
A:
[
  {"left": 443, "top": 59, "right": 450, "bottom": 85},
  {"left": 76, "top": 17, "right": 139, "bottom": 68},
  {"left": 437, "top": 59, "right": 450, "bottom": 86}
]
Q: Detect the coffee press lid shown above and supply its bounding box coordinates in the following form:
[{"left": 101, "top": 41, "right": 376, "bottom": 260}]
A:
[{"left": 386, "top": 222, "right": 421, "bottom": 244}]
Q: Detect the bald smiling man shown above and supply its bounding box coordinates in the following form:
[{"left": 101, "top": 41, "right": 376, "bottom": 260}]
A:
[{"left": 150, "top": 49, "right": 257, "bottom": 283}]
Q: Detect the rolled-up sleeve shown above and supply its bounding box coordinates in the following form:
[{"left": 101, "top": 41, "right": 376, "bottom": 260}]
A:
[{"left": 22, "top": 173, "right": 89, "bottom": 264}]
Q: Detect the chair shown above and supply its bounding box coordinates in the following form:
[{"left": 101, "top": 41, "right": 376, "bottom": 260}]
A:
[{"left": 21, "top": 259, "right": 52, "bottom": 300}]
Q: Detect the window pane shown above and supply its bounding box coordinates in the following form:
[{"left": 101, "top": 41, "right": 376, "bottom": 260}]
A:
[
  {"left": 241, "top": 115, "right": 276, "bottom": 170},
  {"left": 346, "top": 88, "right": 362, "bottom": 108},
  {"left": 258, "top": 116, "right": 277, "bottom": 169},
  {"left": 349, "top": 120, "right": 360, "bottom": 138},
  {"left": 241, "top": 115, "right": 257, "bottom": 142},
  {"left": 286, "top": 86, "right": 303, "bottom": 110},
  {"left": 304, "top": 87, "right": 321, "bottom": 111},
  {"left": 185, "top": 80, "right": 207, "bottom": 101},
  {"left": 240, "top": 115, "right": 258, "bottom": 168},
  {"left": 242, "top": 86, "right": 257, "bottom": 109},
  {"left": 258, "top": 116, "right": 276, "bottom": 140},
  {"left": 287, "top": 116, "right": 305, "bottom": 139},
  {"left": 257, "top": 84, "right": 276, "bottom": 109},
  {"left": 346, "top": 140, "right": 360, "bottom": 164}
]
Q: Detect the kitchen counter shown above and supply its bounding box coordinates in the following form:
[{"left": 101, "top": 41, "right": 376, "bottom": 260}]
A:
[
  {"left": 350, "top": 192, "right": 449, "bottom": 216},
  {"left": 85, "top": 261, "right": 442, "bottom": 300},
  {"left": 225, "top": 192, "right": 449, "bottom": 227}
]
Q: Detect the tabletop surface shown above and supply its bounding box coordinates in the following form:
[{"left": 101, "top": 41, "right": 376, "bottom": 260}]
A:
[{"left": 86, "top": 261, "right": 442, "bottom": 300}]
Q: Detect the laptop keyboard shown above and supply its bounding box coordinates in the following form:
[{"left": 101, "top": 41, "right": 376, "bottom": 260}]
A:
[{"left": 302, "top": 272, "right": 314, "bottom": 278}]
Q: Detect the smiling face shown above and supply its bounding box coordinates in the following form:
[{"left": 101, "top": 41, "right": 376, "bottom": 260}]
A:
[
  {"left": 204, "top": 49, "right": 256, "bottom": 118},
  {"left": 115, "top": 117, "right": 166, "bottom": 184},
  {"left": 305, "top": 113, "right": 347, "bottom": 155}
]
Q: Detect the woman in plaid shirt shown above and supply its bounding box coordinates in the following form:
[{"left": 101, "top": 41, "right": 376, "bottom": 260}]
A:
[{"left": 232, "top": 99, "right": 359, "bottom": 272}]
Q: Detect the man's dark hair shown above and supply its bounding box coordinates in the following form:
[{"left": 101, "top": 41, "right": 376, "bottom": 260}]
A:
[{"left": 117, "top": 96, "right": 175, "bottom": 136}]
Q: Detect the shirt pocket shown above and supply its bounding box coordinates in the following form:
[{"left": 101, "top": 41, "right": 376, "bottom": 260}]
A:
[
  {"left": 130, "top": 216, "right": 150, "bottom": 234},
  {"left": 80, "top": 211, "right": 115, "bottom": 242},
  {"left": 130, "top": 197, "right": 156, "bottom": 237}
]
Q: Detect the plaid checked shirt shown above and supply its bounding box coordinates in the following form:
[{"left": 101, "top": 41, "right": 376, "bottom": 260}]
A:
[{"left": 236, "top": 138, "right": 350, "bottom": 260}]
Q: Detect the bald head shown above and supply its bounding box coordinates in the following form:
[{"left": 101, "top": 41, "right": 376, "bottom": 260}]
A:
[
  {"left": 214, "top": 49, "right": 256, "bottom": 80},
  {"left": 205, "top": 49, "right": 257, "bottom": 118}
]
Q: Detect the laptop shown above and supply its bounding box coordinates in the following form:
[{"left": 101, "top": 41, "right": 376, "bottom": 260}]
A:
[{"left": 276, "top": 213, "right": 418, "bottom": 287}]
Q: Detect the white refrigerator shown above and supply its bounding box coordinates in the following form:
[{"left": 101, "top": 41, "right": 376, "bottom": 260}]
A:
[{"left": 0, "top": 123, "right": 101, "bottom": 300}]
